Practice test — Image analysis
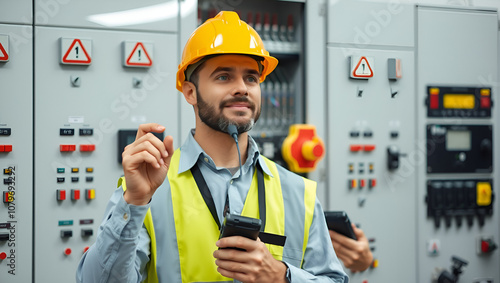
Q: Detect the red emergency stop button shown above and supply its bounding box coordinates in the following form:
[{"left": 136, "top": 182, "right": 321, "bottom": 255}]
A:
[
  {"left": 302, "top": 140, "right": 324, "bottom": 161},
  {"left": 64, "top": 248, "right": 72, "bottom": 255},
  {"left": 282, "top": 124, "right": 325, "bottom": 173}
]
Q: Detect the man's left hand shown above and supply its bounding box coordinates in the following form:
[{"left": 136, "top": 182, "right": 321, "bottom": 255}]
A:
[{"left": 214, "top": 237, "right": 288, "bottom": 283}]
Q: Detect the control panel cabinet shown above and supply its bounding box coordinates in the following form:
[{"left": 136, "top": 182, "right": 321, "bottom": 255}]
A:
[
  {"left": 33, "top": 27, "right": 178, "bottom": 282},
  {"left": 0, "top": 24, "right": 33, "bottom": 283}
]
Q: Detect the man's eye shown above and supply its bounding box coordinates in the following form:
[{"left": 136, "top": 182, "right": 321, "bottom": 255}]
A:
[
  {"left": 247, "top": 76, "right": 258, "bottom": 83},
  {"left": 217, "top": 75, "right": 228, "bottom": 81}
]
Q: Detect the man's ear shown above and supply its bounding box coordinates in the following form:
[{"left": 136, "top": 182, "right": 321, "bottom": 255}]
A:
[{"left": 182, "top": 81, "right": 197, "bottom": 106}]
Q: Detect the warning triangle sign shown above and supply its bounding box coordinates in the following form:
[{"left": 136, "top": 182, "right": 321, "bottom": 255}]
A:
[
  {"left": 126, "top": 42, "right": 152, "bottom": 67},
  {"left": 62, "top": 39, "right": 91, "bottom": 64},
  {"left": 352, "top": 56, "right": 373, "bottom": 78},
  {"left": 0, "top": 42, "right": 8, "bottom": 61}
]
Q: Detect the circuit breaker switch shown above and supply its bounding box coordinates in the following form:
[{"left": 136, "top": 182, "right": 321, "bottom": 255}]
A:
[
  {"left": 71, "top": 189, "right": 80, "bottom": 200},
  {"left": 476, "top": 182, "right": 492, "bottom": 206},
  {"left": 369, "top": 179, "right": 377, "bottom": 189},
  {"left": 349, "top": 179, "right": 358, "bottom": 189},
  {"left": 86, "top": 189, "right": 96, "bottom": 200},
  {"left": 3, "top": 191, "right": 14, "bottom": 203},
  {"left": 56, "top": 189, "right": 66, "bottom": 201},
  {"left": 359, "top": 179, "right": 366, "bottom": 189}
]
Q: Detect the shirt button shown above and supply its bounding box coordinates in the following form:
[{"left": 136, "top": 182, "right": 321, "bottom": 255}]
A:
[
  {"left": 204, "top": 157, "right": 209, "bottom": 163},
  {"left": 230, "top": 180, "right": 233, "bottom": 184},
  {"left": 123, "top": 213, "right": 128, "bottom": 220}
]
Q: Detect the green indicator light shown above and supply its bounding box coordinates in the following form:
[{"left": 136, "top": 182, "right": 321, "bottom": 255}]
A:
[{"left": 58, "top": 220, "right": 74, "bottom": 226}]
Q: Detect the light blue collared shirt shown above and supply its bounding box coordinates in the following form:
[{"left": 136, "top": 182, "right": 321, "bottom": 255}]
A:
[{"left": 76, "top": 129, "right": 348, "bottom": 283}]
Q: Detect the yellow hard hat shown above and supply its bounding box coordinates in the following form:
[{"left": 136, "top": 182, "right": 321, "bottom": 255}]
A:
[{"left": 176, "top": 11, "right": 278, "bottom": 91}]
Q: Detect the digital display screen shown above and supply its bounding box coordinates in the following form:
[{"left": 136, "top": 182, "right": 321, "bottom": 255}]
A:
[
  {"left": 446, "top": 130, "right": 471, "bottom": 151},
  {"left": 443, "top": 94, "right": 475, "bottom": 109}
]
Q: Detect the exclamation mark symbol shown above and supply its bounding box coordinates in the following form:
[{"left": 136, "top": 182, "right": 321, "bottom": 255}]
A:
[
  {"left": 138, "top": 49, "right": 141, "bottom": 61},
  {"left": 75, "top": 46, "right": 79, "bottom": 58}
]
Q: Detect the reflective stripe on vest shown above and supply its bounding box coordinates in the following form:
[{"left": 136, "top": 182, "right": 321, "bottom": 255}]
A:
[{"left": 118, "top": 149, "right": 317, "bottom": 283}]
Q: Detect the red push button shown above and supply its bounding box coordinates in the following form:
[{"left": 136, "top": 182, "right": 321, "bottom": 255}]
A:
[
  {"left": 0, "top": 145, "right": 12, "bottom": 152},
  {"left": 60, "top": 144, "right": 76, "bottom": 152},
  {"left": 430, "top": 94, "right": 439, "bottom": 109},
  {"left": 80, "top": 144, "right": 96, "bottom": 152},
  {"left": 64, "top": 248, "right": 72, "bottom": 255},
  {"left": 359, "top": 179, "right": 366, "bottom": 189},
  {"left": 83, "top": 246, "right": 90, "bottom": 253},
  {"left": 0, "top": 252, "right": 7, "bottom": 260},
  {"left": 363, "top": 144, "right": 376, "bottom": 152},
  {"left": 350, "top": 145, "right": 363, "bottom": 152},
  {"left": 57, "top": 189, "right": 66, "bottom": 201},
  {"left": 480, "top": 96, "right": 491, "bottom": 108},
  {"left": 71, "top": 189, "right": 80, "bottom": 200}
]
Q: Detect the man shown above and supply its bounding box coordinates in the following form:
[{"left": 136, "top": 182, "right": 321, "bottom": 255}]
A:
[{"left": 76, "top": 11, "right": 348, "bottom": 283}]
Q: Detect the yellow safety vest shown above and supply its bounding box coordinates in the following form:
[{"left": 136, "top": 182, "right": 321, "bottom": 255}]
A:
[{"left": 119, "top": 149, "right": 316, "bottom": 283}]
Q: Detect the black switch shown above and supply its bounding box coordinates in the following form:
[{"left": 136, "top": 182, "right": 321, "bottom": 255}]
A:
[
  {"left": 81, "top": 229, "right": 93, "bottom": 237},
  {"left": 387, "top": 145, "right": 400, "bottom": 170},
  {"left": 0, "top": 128, "right": 11, "bottom": 136},
  {"left": 60, "top": 230, "right": 73, "bottom": 238},
  {"left": 0, "top": 233, "right": 9, "bottom": 241},
  {"left": 60, "top": 128, "right": 75, "bottom": 136}
]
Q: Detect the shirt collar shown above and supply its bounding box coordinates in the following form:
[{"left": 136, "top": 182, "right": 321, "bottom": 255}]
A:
[{"left": 177, "top": 129, "right": 273, "bottom": 178}]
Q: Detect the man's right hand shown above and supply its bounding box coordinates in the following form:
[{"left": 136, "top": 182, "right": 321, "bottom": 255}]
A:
[{"left": 121, "top": 123, "right": 174, "bottom": 205}]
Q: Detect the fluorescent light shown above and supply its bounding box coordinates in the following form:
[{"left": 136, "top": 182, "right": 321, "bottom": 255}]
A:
[{"left": 87, "top": 1, "right": 190, "bottom": 27}]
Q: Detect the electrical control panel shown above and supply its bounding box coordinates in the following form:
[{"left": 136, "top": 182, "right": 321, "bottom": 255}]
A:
[
  {"left": 324, "top": 2, "right": 499, "bottom": 282},
  {"left": 417, "top": 6, "right": 499, "bottom": 283},
  {"left": 32, "top": 7, "right": 179, "bottom": 281},
  {"left": 0, "top": 24, "right": 33, "bottom": 282}
]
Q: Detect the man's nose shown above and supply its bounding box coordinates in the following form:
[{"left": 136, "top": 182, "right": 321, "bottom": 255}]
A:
[{"left": 231, "top": 76, "right": 249, "bottom": 96}]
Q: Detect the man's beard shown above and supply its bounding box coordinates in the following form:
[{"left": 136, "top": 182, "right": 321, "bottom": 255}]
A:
[{"left": 197, "top": 89, "right": 260, "bottom": 135}]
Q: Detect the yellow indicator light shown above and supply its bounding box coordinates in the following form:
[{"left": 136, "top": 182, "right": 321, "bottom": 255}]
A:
[
  {"left": 86, "top": 167, "right": 94, "bottom": 173},
  {"left": 371, "top": 259, "right": 379, "bottom": 268},
  {"left": 72, "top": 167, "right": 79, "bottom": 173},
  {"left": 443, "top": 94, "right": 475, "bottom": 109},
  {"left": 477, "top": 182, "right": 492, "bottom": 206},
  {"left": 480, "top": 89, "right": 490, "bottom": 96},
  {"left": 430, "top": 88, "right": 440, "bottom": 95}
]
